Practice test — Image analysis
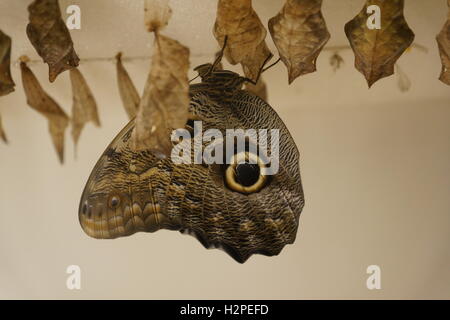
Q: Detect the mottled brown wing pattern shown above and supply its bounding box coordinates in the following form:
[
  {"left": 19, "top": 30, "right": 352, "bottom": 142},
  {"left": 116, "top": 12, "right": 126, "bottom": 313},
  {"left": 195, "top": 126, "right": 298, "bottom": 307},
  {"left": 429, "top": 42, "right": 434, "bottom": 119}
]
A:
[
  {"left": 79, "top": 121, "right": 172, "bottom": 238},
  {"left": 79, "top": 80, "right": 304, "bottom": 263}
]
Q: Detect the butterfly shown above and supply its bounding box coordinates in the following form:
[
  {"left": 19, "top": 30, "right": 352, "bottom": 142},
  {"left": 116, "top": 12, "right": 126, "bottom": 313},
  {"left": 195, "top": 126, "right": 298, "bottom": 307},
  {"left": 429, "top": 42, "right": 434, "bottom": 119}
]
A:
[{"left": 79, "top": 44, "right": 305, "bottom": 263}]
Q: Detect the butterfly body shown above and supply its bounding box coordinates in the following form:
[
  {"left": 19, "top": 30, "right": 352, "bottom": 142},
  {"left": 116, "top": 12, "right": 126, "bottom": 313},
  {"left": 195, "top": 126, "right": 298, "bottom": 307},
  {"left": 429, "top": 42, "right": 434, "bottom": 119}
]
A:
[{"left": 79, "top": 68, "right": 304, "bottom": 263}]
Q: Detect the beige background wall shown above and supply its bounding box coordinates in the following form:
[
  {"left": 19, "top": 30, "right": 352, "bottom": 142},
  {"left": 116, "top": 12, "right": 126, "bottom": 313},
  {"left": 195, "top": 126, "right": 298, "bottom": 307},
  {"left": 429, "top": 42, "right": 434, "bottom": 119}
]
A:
[{"left": 0, "top": 0, "right": 449, "bottom": 299}]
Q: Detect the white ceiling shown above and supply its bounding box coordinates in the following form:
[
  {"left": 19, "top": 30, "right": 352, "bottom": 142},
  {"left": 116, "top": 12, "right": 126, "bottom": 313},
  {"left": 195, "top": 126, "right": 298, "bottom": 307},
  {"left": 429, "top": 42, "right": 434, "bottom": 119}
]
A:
[{"left": 0, "top": 0, "right": 449, "bottom": 299}]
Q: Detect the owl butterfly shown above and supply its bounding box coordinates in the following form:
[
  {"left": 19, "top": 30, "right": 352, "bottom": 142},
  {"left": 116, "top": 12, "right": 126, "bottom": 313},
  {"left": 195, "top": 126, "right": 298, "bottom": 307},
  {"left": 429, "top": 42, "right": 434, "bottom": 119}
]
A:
[{"left": 79, "top": 43, "right": 305, "bottom": 263}]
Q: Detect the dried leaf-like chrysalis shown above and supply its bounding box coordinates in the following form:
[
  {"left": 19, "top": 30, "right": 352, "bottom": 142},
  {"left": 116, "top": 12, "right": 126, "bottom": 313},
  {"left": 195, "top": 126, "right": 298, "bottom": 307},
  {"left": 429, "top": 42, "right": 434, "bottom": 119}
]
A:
[
  {"left": 132, "top": 34, "right": 190, "bottom": 156},
  {"left": 20, "top": 61, "right": 69, "bottom": 163},
  {"left": 116, "top": 53, "right": 140, "bottom": 119},
  {"left": 213, "top": 0, "right": 272, "bottom": 81},
  {"left": 437, "top": 0, "right": 450, "bottom": 85},
  {"left": 344, "top": 0, "right": 415, "bottom": 87},
  {"left": 268, "top": 0, "right": 330, "bottom": 84},
  {"left": 0, "top": 30, "right": 15, "bottom": 96},
  {"left": 70, "top": 68, "right": 100, "bottom": 148},
  {"left": 26, "top": 0, "right": 80, "bottom": 82},
  {"left": 245, "top": 76, "right": 268, "bottom": 101},
  {"left": 0, "top": 112, "right": 7, "bottom": 143},
  {"left": 144, "top": 0, "right": 172, "bottom": 32}
]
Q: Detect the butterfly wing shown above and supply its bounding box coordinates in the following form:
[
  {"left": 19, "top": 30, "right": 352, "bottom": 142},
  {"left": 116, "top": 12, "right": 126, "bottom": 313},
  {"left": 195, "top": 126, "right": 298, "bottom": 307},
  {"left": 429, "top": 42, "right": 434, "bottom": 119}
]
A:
[
  {"left": 79, "top": 87, "right": 305, "bottom": 263},
  {"left": 184, "top": 90, "right": 305, "bottom": 262},
  {"left": 79, "top": 119, "right": 177, "bottom": 239}
]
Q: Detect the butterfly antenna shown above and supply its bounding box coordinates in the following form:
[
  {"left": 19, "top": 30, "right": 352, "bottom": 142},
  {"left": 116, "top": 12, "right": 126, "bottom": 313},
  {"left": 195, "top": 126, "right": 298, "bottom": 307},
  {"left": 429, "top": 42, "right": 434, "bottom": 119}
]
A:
[
  {"left": 262, "top": 57, "right": 281, "bottom": 73},
  {"left": 189, "top": 74, "right": 200, "bottom": 83},
  {"left": 242, "top": 53, "right": 274, "bottom": 85},
  {"left": 190, "top": 36, "right": 229, "bottom": 82},
  {"left": 208, "top": 35, "right": 228, "bottom": 74}
]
